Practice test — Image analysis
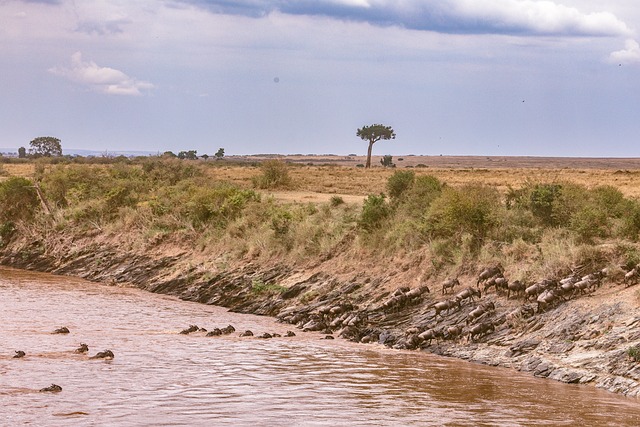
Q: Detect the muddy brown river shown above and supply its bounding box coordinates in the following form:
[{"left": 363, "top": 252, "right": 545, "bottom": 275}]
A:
[{"left": 1, "top": 267, "right": 639, "bottom": 426}]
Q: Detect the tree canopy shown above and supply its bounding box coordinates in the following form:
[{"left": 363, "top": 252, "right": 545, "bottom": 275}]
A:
[
  {"left": 29, "top": 136, "right": 62, "bottom": 157},
  {"left": 356, "top": 124, "right": 395, "bottom": 168}
]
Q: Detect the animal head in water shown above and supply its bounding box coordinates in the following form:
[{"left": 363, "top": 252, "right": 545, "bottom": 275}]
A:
[{"left": 74, "top": 343, "right": 89, "bottom": 354}]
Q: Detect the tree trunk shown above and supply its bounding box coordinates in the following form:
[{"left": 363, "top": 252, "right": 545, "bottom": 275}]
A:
[{"left": 365, "top": 141, "right": 374, "bottom": 168}]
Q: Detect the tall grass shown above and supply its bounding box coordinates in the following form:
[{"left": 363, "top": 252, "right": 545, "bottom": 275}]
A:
[{"left": 2, "top": 160, "right": 640, "bottom": 277}]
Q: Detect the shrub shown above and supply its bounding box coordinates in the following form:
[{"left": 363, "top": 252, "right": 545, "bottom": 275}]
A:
[
  {"left": 184, "top": 185, "right": 259, "bottom": 228},
  {"left": 570, "top": 205, "right": 610, "bottom": 243},
  {"left": 253, "top": 160, "right": 292, "bottom": 189},
  {"left": 329, "top": 195, "right": 345, "bottom": 207},
  {"left": 627, "top": 345, "right": 640, "bottom": 362},
  {"left": 251, "top": 279, "right": 286, "bottom": 295},
  {"left": 399, "top": 175, "right": 442, "bottom": 217},
  {"left": 269, "top": 206, "right": 294, "bottom": 237},
  {"left": 386, "top": 170, "right": 415, "bottom": 200},
  {"left": 0, "top": 177, "right": 40, "bottom": 222},
  {"left": 380, "top": 155, "right": 395, "bottom": 168},
  {"left": 425, "top": 184, "right": 500, "bottom": 248},
  {"left": 358, "top": 194, "right": 390, "bottom": 232},
  {"left": 141, "top": 157, "right": 202, "bottom": 185},
  {"left": 618, "top": 200, "right": 640, "bottom": 241}
]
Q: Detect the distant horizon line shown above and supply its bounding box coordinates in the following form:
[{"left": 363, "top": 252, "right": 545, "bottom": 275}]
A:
[{"left": 1, "top": 148, "right": 640, "bottom": 160}]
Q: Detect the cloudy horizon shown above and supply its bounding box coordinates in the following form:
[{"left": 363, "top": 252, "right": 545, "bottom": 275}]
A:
[{"left": 1, "top": 0, "right": 639, "bottom": 157}]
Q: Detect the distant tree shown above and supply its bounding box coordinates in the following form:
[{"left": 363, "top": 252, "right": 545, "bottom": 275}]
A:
[
  {"left": 18, "top": 147, "right": 26, "bottom": 158},
  {"left": 162, "top": 151, "right": 177, "bottom": 158},
  {"left": 200, "top": 154, "right": 210, "bottom": 161},
  {"left": 380, "top": 155, "right": 395, "bottom": 168},
  {"left": 356, "top": 124, "right": 395, "bottom": 168},
  {"left": 178, "top": 150, "right": 198, "bottom": 160},
  {"left": 215, "top": 148, "right": 225, "bottom": 160},
  {"left": 29, "top": 136, "right": 62, "bottom": 157}
]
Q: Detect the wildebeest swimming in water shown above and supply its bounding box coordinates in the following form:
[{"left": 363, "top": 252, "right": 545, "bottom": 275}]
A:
[
  {"left": 13, "top": 350, "right": 26, "bottom": 358},
  {"left": 179, "top": 325, "right": 199, "bottom": 335},
  {"left": 40, "top": 384, "right": 62, "bottom": 392},
  {"left": 53, "top": 326, "right": 70, "bottom": 334},
  {"left": 74, "top": 343, "right": 89, "bottom": 354},
  {"left": 90, "top": 350, "right": 114, "bottom": 360}
]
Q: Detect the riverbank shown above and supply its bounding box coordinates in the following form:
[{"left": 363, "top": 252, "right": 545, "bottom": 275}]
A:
[
  {"left": 2, "top": 232, "right": 640, "bottom": 397},
  {"left": 2, "top": 158, "right": 640, "bottom": 397}
]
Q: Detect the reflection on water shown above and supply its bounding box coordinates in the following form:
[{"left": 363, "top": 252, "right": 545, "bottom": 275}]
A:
[{"left": 1, "top": 266, "right": 639, "bottom": 426}]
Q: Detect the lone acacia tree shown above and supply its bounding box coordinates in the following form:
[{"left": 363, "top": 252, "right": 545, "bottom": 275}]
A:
[
  {"left": 29, "top": 136, "right": 62, "bottom": 157},
  {"left": 356, "top": 124, "right": 396, "bottom": 168}
]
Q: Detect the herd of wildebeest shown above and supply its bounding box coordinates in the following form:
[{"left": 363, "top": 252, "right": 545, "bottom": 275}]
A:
[
  {"left": 11, "top": 326, "right": 114, "bottom": 393},
  {"left": 277, "top": 262, "right": 640, "bottom": 350}
]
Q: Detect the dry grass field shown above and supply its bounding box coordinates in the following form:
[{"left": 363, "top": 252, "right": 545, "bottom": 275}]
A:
[
  {"left": 206, "top": 155, "right": 640, "bottom": 200},
  {"left": 4, "top": 156, "right": 640, "bottom": 201}
]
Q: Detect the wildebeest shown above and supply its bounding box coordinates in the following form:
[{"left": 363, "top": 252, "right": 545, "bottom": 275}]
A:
[
  {"left": 53, "top": 326, "right": 70, "bottom": 334},
  {"left": 624, "top": 268, "right": 639, "bottom": 287},
  {"left": 444, "top": 325, "right": 464, "bottom": 340},
  {"left": 179, "top": 324, "right": 199, "bottom": 335},
  {"left": 442, "top": 278, "right": 460, "bottom": 295},
  {"left": 407, "top": 285, "right": 430, "bottom": 299},
  {"left": 536, "top": 289, "right": 562, "bottom": 313},
  {"left": 90, "top": 349, "right": 114, "bottom": 360},
  {"left": 507, "top": 280, "right": 526, "bottom": 299},
  {"left": 433, "top": 298, "right": 461, "bottom": 318},
  {"left": 573, "top": 278, "right": 597, "bottom": 295},
  {"left": 524, "top": 279, "right": 556, "bottom": 301},
  {"left": 74, "top": 343, "right": 89, "bottom": 354},
  {"left": 455, "top": 287, "right": 481, "bottom": 305},
  {"left": 476, "top": 265, "right": 503, "bottom": 287},
  {"left": 13, "top": 350, "right": 25, "bottom": 358},
  {"left": 466, "top": 301, "right": 495, "bottom": 325},
  {"left": 39, "top": 384, "right": 62, "bottom": 393},
  {"left": 468, "top": 322, "right": 495, "bottom": 341},
  {"left": 418, "top": 328, "right": 444, "bottom": 346}
]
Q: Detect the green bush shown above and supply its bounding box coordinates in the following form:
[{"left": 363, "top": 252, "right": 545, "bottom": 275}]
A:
[
  {"left": 386, "top": 170, "right": 415, "bottom": 200},
  {"left": 626, "top": 345, "right": 640, "bottom": 362},
  {"left": 251, "top": 279, "right": 286, "bottom": 295},
  {"left": 358, "top": 194, "right": 390, "bottom": 232},
  {"left": 617, "top": 200, "right": 640, "bottom": 241},
  {"left": 269, "top": 206, "right": 294, "bottom": 237},
  {"left": 425, "top": 184, "right": 500, "bottom": 248},
  {"left": 0, "top": 177, "right": 40, "bottom": 222},
  {"left": 253, "top": 160, "right": 292, "bottom": 189},
  {"left": 570, "top": 205, "right": 610, "bottom": 243},
  {"left": 141, "top": 158, "right": 202, "bottom": 185},
  {"left": 184, "top": 185, "right": 259, "bottom": 228},
  {"left": 399, "top": 175, "right": 442, "bottom": 217}
]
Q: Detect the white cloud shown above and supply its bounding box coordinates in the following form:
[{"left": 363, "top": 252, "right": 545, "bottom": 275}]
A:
[
  {"left": 180, "top": 0, "right": 633, "bottom": 37},
  {"left": 609, "top": 39, "right": 640, "bottom": 64},
  {"left": 450, "top": 0, "right": 633, "bottom": 36},
  {"left": 49, "top": 52, "right": 154, "bottom": 95}
]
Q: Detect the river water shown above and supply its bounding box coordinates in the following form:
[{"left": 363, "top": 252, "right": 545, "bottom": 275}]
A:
[{"left": 1, "top": 267, "right": 639, "bottom": 426}]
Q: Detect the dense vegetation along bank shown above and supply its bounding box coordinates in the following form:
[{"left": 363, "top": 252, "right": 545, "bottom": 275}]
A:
[{"left": 1, "top": 157, "right": 640, "bottom": 396}]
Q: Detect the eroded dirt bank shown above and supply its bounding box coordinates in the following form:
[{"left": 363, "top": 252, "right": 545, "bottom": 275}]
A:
[{"left": 2, "top": 239, "right": 640, "bottom": 397}]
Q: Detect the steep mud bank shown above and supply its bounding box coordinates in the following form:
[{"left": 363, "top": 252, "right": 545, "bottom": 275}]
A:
[{"left": 2, "top": 240, "right": 640, "bottom": 397}]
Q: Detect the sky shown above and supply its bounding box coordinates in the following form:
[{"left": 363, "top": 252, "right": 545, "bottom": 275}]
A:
[{"left": 1, "top": 0, "right": 640, "bottom": 157}]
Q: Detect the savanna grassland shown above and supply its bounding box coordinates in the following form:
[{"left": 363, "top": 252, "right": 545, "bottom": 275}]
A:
[
  {"left": 3, "top": 155, "right": 640, "bottom": 284},
  {"left": 3, "top": 155, "right": 640, "bottom": 395}
]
